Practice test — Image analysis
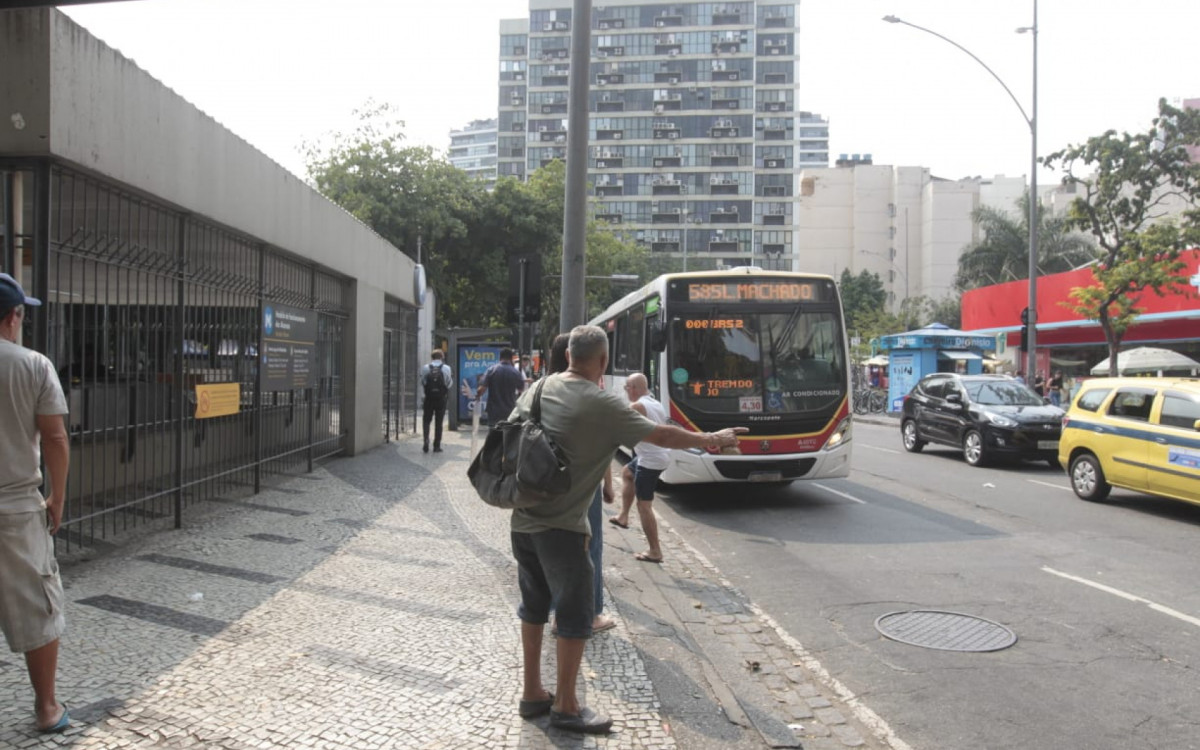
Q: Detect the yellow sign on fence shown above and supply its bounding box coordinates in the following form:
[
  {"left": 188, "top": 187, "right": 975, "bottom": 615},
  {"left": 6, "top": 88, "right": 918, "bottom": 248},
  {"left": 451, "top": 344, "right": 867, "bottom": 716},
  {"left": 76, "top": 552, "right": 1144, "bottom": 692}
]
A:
[{"left": 195, "top": 383, "right": 241, "bottom": 419}]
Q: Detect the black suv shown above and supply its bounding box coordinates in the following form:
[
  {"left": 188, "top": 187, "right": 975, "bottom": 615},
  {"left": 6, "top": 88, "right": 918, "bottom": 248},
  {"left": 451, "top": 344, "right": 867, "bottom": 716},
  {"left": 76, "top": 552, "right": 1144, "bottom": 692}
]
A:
[{"left": 900, "top": 373, "right": 1065, "bottom": 467}]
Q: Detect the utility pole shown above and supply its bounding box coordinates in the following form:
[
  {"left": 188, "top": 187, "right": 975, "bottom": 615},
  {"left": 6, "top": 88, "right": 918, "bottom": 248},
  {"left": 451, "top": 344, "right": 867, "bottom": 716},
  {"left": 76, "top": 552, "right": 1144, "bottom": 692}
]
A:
[{"left": 559, "top": 0, "right": 592, "bottom": 330}]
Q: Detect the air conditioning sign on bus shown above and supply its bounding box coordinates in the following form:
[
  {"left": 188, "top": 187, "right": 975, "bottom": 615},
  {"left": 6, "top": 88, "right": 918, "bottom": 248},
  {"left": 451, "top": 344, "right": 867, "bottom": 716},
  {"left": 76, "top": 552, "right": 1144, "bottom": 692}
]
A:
[{"left": 262, "top": 304, "right": 317, "bottom": 391}]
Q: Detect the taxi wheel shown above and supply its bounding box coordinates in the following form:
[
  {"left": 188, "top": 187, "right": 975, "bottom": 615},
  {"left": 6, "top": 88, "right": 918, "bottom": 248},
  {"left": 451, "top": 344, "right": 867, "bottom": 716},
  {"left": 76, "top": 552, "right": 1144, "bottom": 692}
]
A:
[
  {"left": 1069, "top": 453, "right": 1111, "bottom": 502},
  {"left": 901, "top": 420, "right": 924, "bottom": 452},
  {"left": 963, "top": 430, "right": 988, "bottom": 466}
]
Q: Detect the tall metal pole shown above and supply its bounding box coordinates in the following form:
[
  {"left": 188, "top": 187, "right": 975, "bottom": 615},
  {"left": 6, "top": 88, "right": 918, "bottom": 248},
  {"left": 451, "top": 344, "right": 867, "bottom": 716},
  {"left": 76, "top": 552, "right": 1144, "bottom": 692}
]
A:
[
  {"left": 559, "top": 0, "right": 593, "bottom": 330},
  {"left": 883, "top": 6, "right": 1039, "bottom": 374},
  {"left": 1025, "top": 0, "right": 1039, "bottom": 381}
]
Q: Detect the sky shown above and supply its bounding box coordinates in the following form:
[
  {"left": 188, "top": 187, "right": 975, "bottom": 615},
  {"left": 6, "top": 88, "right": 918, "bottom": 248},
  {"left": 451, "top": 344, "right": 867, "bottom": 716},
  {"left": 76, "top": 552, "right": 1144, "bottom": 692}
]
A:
[{"left": 59, "top": 0, "right": 1199, "bottom": 186}]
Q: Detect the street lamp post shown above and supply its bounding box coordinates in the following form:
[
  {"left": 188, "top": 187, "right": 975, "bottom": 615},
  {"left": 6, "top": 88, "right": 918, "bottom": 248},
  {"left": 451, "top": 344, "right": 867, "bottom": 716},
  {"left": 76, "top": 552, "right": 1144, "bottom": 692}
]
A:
[{"left": 884, "top": 2, "right": 1038, "bottom": 379}]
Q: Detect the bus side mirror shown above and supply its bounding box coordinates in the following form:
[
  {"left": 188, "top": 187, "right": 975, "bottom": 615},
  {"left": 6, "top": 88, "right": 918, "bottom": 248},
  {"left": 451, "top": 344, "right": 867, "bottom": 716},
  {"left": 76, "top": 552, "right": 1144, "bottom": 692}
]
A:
[{"left": 649, "top": 320, "right": 667, "bottom": 352}]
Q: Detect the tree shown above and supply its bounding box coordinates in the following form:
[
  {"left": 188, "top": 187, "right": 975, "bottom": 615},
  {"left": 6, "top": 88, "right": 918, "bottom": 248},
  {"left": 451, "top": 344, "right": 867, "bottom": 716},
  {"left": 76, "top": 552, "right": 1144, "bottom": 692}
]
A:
[
  {"left": 304, "top": 103, "right": 494, "bottom": 328},
  {"left": 954, "top": 191, "right": 1096, "bottom": 291},
  {"left": 838, "top": 269, "right": 887, "bottom": 333},
  {"left": 1043, "top": 99, "right": 1200, "bottom": 375}
]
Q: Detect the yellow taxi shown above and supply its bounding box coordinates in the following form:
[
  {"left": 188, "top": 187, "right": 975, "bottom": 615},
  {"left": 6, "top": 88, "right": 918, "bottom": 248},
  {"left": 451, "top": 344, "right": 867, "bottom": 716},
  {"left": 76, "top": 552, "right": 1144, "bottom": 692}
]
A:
[{"left": 1059, "top": 378, "right": 1200, "bottom": 505}]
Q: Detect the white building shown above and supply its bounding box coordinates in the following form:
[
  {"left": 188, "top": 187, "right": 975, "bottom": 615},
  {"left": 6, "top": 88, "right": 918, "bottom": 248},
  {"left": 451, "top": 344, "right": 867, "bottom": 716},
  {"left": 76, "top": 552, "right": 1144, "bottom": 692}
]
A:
[
  {"left": 794, "top": 165, "right": 1036, "bottom": 309},
  {"left": 448, "top": 118, "right": 499, "bottom": 188}
]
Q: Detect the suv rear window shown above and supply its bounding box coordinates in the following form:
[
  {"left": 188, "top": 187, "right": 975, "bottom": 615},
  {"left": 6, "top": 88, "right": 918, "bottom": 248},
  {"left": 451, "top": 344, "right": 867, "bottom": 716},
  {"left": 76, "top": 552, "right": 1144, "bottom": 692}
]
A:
[{"left": 1075, "top": 387, "right": 1111, "bottom": 412}]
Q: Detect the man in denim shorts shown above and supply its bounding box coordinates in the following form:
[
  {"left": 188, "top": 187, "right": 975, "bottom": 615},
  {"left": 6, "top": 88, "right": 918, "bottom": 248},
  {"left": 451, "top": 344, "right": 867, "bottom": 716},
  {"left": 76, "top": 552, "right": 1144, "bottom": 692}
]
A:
[
  {"left": 0, "top": 273, "right": 71, "bottom": 733},
  {"left": 508, "top": 326, "right": 746, "bottom": 733}
]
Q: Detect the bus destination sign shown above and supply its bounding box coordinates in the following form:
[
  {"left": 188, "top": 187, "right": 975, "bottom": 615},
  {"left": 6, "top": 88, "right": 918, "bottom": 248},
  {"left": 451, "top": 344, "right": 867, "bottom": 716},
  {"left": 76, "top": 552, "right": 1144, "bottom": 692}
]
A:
[{"left": 681, "top": 280, "right": 826, "bottom": 303}]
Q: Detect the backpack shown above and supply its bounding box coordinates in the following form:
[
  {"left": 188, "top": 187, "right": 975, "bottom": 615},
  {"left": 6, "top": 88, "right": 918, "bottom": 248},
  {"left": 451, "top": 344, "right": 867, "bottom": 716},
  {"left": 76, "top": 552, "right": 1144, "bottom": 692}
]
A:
[{"left": 423, "top": 363, "right": 448, "bottom": 401}]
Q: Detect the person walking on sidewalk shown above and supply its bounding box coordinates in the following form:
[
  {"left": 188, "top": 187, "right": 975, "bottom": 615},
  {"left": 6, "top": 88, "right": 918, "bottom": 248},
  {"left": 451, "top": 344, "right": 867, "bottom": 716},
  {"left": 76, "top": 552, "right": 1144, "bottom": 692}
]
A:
[
  {"left": 475, "top": 347, "right": 525, "bottom": 429},
  {"left": 0, "top": 273, "right": 71, "bottom": 734},
  {"left": 419, "top": 349, "right": 452, "bottom": 453},
  {"left": 510, "top": 325, "right": 746, "bottom": 733},
  {"left": 546, "top": 333, "right": 615, "bottom": 634},
  {"left": 608, "top": 372, "right": 670, "bottom": 564}
]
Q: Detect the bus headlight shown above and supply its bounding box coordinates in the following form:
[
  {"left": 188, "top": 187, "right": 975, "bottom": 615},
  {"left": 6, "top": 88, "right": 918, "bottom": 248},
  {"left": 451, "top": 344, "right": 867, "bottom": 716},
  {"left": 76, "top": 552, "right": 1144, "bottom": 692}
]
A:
[{"left": 823, "top": 418, "right": 852, "bottom": 450}]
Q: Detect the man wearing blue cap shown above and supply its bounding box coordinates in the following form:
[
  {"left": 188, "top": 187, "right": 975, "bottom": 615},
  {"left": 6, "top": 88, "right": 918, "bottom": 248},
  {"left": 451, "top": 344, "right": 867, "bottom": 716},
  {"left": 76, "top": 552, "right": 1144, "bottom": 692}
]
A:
[{"left": 0, "top": 273, "right": 71, "bottom": 733}]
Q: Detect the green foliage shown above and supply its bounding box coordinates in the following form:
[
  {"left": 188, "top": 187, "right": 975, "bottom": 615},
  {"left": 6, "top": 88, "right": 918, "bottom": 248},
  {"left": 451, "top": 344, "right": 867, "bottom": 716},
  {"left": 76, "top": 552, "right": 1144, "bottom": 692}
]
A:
[
  {"left": 954, "top": 191, "right": 1096, "bottom": 290},
  {"left": 304, "top": 110, "right": 652, "bottom": 334},
  {"left": 1044, "top": 98, "right": 1200, "bottom": 375},
  {"left": 838, "top": 269, "right": 887, "bottom": 332}
]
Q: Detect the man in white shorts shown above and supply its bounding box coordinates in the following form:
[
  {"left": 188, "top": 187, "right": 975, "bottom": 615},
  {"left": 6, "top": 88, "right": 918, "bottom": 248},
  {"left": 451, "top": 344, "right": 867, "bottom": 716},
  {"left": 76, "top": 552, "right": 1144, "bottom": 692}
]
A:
[
  {"left": 609, "top": 372, "right": 672, "bottom": 563},
  {"left": 0, "top": 273, "right": 71, "bottom": 733}
]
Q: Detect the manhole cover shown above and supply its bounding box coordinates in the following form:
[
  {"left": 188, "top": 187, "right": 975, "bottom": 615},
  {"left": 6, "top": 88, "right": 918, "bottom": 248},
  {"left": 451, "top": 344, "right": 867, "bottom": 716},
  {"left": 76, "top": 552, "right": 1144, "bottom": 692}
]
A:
[{"left": 874, "top": 610, "right": 1017, "bottom": 652}]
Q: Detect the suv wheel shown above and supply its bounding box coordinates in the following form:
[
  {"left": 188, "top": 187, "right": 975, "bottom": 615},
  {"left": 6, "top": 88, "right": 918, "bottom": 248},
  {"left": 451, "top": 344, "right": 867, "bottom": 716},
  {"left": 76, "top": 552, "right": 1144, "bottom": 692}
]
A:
[
  {"left": 901, "top": 420, "right": 925, "bottom": 452},
  {"left": 962, "top": 429, "right": 988, "bottom": 467},
  {"left": 1069, "top": 453, "right": 1111, "bottom": 502}
]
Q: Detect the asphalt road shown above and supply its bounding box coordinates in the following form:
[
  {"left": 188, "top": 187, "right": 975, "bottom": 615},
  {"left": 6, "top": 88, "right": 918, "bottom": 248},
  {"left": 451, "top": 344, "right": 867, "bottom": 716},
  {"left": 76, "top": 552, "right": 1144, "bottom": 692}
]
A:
[{"left": 652, "top": 420, "right": 1200, "bottom": 750}]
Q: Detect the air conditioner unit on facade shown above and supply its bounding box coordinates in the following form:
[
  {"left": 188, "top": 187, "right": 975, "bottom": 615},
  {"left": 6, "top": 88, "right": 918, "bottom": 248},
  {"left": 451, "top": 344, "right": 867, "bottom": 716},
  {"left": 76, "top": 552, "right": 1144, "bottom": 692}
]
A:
[{"left": 543, "top": 22, "right": 553, "bottom": 31}]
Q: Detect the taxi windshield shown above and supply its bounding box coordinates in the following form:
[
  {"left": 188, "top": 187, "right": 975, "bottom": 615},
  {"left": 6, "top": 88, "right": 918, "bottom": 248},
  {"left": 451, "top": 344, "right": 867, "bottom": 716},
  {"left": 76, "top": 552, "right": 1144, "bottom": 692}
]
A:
[{"left": 668, "top": 310, "right": 845, "bottom": 415}]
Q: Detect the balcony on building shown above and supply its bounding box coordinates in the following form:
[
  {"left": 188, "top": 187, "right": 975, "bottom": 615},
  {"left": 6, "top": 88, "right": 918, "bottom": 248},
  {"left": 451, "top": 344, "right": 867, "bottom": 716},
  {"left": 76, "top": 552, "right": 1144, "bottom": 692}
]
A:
[
  {"left": 597, "top": 72, "right": 625, "bottom": 86},
  {"left": 762, "top": 157, "right": 788, "bottom": 169},
  {"left": 508, "top": 96, "right": 525, "bottom": 108},
  {"left": 512, "top": 121, "right": 526, "bottom": 132},
  {"left": 539, "top": 48, "right": 570, "bottom": 61},
  {"left": 710, "top": 177, "right": 739, "bottom": 195},
  {"left": 762, "top": 244, "right": 785, "bottom": 256},
  {"left": 713, "top": 11, "right": 743, "bottom": 25},
  {"left": 653, "top": 120, "right": 682, "bottom": 140},
  {"left": 762, "top": 210, "right": 787, "bottom": 226},
  {"left": 543, "top": 72, "right": 569, "bottom": 86},
  {"left": 761, "top": 185, "right": 789, "bottom": 197},
  {"left": 709, "top": 240, "right": 739, "bottom": 253},
  {"left": 536, "top": 125, "right": 567, "bottom": 142},
  {"left": 760, "top": 100, "right": 789, "bottom": 113},
  {"left": 713, "top": 69, "right": 741, "bottom": 83},
  {"left": 597, "top": 45, "right": 625, "bottom": 58},
  {"left": 597, "top": 95, "right": 625, "bottom": 113},
  {"left": 540, "top": 100, "right": 568, "bottom": 114},
  {"left": 653, "top": 13, "right": 683, "bottom": 27},
  {"left": 713, "top": 41, "right": 741, "bottom": 54},
  {"left": 595, "top": 151, "right": 624, "bottom": 168},
  {"left": 653, "top": 154, "right": 682, "bottom": 168},
  {"left": 596, "top": 128, "right": 625, "bottom": 141},
  {"left": 653, "top": 95, "right": 683, "bottom": 113},
  {"left": 651, "top": 178, "right": 684, "bottom": 196},
  {"left": 540, "top": 153, "right": 567, "bottom": 168},
  {"left": 509, "top": 147, "right": 526, "bottom": 158},
  {"left": 763, "top": 40, "right": 789, "bottom": 56},
  {"left": 710, "top": 208, "right": 739, "bottom": 223},
  {"left": 763, "top": 72, "right": 788, "bottom": 84},
  {"left": 713, "top": 96, "right": 740, "bottom": 110},
  {"left": 655, "top": 39, "right": 683, "bottom": 56},
  {"left": 762, "top": 12, "right": 791, "bottom": 28},
  {"left": 710, "top": 120, "right": 739, "bottom": 138},
  {"left": 596, "top": 211, "right": 623, "bottom": 224},
  {"left": 595, "top": 180, "right": 624, "bottom": 197},
  {"left": 538, "top": 20, "right": 570, "bottom": 32},
  {"left": 597, "top": 18, "right": 625, "bottom": 30},
  {"left": 652, "top": 240, "right": 681, "bottom": 252},
  {"left": 652, "top": 207, "right": 683, "bottom": 224},
  {"left": 710, "top": 151, "right": 740, "bottom": 167}
]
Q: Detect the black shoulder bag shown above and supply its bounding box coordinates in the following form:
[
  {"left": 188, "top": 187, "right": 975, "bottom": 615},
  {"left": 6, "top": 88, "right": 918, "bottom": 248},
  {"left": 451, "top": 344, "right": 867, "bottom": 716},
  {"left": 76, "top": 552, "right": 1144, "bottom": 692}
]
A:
[{"left": 467, "top": 377, "right": 571, "bottom": 509}]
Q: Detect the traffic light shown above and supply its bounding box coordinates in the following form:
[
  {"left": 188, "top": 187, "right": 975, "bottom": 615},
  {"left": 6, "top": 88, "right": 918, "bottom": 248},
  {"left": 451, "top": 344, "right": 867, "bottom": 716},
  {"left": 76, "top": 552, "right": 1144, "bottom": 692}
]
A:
[{"left": 1018, "top": 307, "right": 1029, "bottom": 351}]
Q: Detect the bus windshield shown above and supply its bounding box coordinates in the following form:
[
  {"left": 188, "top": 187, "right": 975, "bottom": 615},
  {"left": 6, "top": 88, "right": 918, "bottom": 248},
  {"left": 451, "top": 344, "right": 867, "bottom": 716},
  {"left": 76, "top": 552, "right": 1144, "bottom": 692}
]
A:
[{"left": 668, "top": 310, "right": 846, "bottom": 415}]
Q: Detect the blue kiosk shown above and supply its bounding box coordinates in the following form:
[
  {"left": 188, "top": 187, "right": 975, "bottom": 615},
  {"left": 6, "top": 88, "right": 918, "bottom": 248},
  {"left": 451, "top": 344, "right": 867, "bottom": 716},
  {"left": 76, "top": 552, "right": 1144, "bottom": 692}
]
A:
[{"left": 879, "top": 323, "right": 996, "bottom": 412}]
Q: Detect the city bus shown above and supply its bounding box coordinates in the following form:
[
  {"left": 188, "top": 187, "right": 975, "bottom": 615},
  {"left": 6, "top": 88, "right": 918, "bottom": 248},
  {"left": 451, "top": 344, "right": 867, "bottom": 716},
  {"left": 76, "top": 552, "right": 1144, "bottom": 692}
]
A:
[{"left": 589, "top": 266, "right": 851, "bottom": 485}]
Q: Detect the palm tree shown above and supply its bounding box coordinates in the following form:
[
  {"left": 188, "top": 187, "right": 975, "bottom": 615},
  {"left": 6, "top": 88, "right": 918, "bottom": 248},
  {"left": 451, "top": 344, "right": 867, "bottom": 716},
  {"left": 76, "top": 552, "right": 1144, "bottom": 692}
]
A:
[{"left": 954, "top": 192, "right": 1097, "bottom": 291}]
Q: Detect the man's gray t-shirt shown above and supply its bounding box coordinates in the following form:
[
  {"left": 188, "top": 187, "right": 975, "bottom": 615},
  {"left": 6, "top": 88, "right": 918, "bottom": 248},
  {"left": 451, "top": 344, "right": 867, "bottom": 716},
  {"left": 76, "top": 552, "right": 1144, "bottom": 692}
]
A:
[
  {"left": 510, "top": 375, "right": 655, "bottom": 536},
  {"left": 0, "top": 339, "right": 68, "bottom": 514}
]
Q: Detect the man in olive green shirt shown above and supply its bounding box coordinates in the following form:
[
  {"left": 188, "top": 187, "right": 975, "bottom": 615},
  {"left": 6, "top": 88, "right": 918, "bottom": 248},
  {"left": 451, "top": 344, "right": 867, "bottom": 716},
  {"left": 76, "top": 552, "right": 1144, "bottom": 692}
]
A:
[{"left": 509, "top": 325, "right": 745, "bottom": 733}]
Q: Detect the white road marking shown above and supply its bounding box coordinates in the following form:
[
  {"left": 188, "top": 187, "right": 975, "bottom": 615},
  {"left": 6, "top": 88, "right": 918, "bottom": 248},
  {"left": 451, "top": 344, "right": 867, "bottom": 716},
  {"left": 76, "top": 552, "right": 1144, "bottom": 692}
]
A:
[
  {"left": 1042, "top": 566, "right": 1200, "bottom": 629},
  {"left": 860, "top": 444, "right": 902, "bottom": 455},
  {"left": 1027, "top": 479, "right": 1072, "bottom": 492},
  {"left": 813, "top": 483, "right": 867, "bottom": 504}
]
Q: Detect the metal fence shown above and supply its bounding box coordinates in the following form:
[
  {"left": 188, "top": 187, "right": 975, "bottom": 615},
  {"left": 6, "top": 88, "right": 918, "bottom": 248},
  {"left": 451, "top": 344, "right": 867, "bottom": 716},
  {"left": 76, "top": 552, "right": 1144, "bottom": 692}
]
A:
[
  {"left": 383, "top": 297, "right": 419, "bottom": 442},
  {"left": 2, "top": 162, "right": 365, "bottom": 552}
]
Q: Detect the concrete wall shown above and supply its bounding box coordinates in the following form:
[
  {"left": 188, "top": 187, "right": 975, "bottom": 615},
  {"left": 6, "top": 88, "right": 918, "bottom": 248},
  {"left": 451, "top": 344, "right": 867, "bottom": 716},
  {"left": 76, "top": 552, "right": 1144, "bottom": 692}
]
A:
[{"left": 0, "top": 8, "right": 417, "bottom": 455}]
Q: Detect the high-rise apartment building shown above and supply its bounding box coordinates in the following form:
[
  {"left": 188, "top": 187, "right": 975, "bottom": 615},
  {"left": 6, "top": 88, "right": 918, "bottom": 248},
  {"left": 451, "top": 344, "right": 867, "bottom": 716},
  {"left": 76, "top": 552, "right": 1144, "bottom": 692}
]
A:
[
  {"left": 448, "top": 118, "right": 499, "bottom": 188},
  {"left": 498, "top": 1, "right": 827, "bottom": 270}
]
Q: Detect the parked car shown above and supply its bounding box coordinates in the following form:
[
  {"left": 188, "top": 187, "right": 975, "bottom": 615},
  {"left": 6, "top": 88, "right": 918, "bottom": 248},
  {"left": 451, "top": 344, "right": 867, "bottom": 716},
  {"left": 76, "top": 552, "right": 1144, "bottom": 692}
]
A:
[
  {"left": 1059, "top": 377, "right": 1200, "bottom": 505},
  {"left": 900, "top": 373, "right": 1064, "bottom": 467}
]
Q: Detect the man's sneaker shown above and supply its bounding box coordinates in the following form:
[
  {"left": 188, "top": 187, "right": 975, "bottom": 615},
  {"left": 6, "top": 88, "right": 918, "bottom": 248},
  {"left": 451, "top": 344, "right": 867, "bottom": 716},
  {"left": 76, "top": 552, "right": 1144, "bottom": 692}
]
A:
[
  {"left": 423, "top": 442, "right": 429, "bottom": 453},
  {"left": 549, "top": 707, "right": 613, "bottom": 734}
]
